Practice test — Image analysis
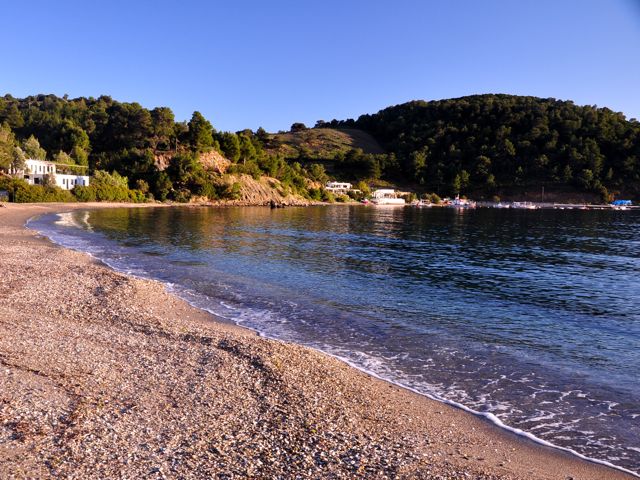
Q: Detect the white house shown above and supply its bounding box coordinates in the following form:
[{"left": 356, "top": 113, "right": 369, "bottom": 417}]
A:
[
  {"left": 325, "top": 181, "right": 353, "bottom": 194},
  {"left": 21, "top": 159, "right": 90, "bottom": 190}
]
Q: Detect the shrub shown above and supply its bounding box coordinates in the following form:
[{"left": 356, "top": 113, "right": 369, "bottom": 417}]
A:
[
  {"left": 307, "top": 188, "right": 322, "bottom": 201},
  {"left": 0, "top": 177, "right": 76, "bottom": 203},
  {"left": 421, "top": 192, "right": 442, "bottom": 204},
  {"left": 173, "top": 188, "right": 193, "bottom": 203},
  {"left": 92, "top": 170, "right": 131, "bottom": 201},
  {"left": 72, "top": 185, "right": 96, "bottom": 202},
  {"left": 321, "top": 190, "right": 335, "bottom": 203}
]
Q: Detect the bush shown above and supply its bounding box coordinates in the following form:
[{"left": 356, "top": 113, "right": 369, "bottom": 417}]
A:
[
  {"left": 307, "top": 188, "right": 322, "bottom": 201},
  {"left": 401, "top": 192, "right": 417, "bottom": 203},
  {"left": 72, "top": 185, "right": 96, "bottom": 202},
  {"left": 70, "top": 171, "right": 149, "bottom": 203},
  {"left": 128, "top": 189, "right": 147, "bottom": 203},
  {"left": 214, "top": 180, "right": 242, "bottom": 200},
  {"left": 321, "top": 190, "right": 335, "bottom": 203},
  {"left": 92, "top": 170, "right": 131, "bottom": 201},
  {"left": 421, "top": 192, "right": 441, "bottom": 204},
  {"left": 173, "top": 188, "right": 193, "bottom": 203},
  {"left": 0, "top": 177, "right": 76, "bottom": 203}
]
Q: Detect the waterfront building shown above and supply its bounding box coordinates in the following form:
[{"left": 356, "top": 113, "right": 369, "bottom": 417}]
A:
[
  {"left": 325, "top": 181, "right": 353, "bottom": 194},
  {"left": 20, "top": 159, "right": 90, "bottom": 190}
]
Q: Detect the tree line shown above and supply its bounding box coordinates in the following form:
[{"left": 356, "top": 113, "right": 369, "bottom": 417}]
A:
[
  {"left": 3, "top": 93, "right": 639, "bottom": 203},
  {"left": 0, "top": 94, "right": 321, "bottom": 202},
  {"left": 324, "top": 94, "right": 640, "bottom": 200}
]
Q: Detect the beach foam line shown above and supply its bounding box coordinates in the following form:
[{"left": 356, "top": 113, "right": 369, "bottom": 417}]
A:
[
  {"left": 27, "top": 213, "right": 640, "bottom": 479},
  {"left": 324, "top": 353, "right": 640, "bottom": 479}
]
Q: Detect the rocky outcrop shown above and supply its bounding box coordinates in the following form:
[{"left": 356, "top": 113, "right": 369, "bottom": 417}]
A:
[
  {"left": 218, "top": 174, "right": 311, "bottom": 206},
  {"left": 199, "top": 151, "right": 231, "bottom": 174}
]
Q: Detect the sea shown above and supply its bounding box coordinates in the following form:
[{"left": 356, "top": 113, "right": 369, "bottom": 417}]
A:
[{"left": 28, "top": 205, "right": 640, "bottom": 475}]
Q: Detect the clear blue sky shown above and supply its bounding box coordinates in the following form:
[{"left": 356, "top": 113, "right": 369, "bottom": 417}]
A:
[{"left": 2, "top": 0, "right": 639, "bottom": 132}]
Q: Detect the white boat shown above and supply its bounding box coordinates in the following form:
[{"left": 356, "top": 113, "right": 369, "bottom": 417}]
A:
[
  {"left": 447, "top": 195, "right": 476, "bottom": 208},
  {"left": 370, "top": 189, "right": 406, "bottom": 205},
  {"left": 512, "top": 202, "right": 538, "bottom": 210}
]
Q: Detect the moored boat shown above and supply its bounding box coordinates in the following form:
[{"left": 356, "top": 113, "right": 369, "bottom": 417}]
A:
[{"left": 370, "top": 189, "right": 406, "bottom": 205}]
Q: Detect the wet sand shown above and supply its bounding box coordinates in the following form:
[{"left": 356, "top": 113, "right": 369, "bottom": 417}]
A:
[{"left": 0, "top": 202, "right": 634, "bottom": 479}]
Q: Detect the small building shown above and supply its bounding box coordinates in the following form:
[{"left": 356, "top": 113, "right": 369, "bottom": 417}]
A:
[
  {"left": 21, "top": 159, "right": 90, "bottom": 190},
  {"left": 325, "top": 181, "right": 353, "bottom": 194}
]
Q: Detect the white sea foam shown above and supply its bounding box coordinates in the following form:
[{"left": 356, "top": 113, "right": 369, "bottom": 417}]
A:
[{"left": 324, "top": 350, "right": 640, "bottom": 478}]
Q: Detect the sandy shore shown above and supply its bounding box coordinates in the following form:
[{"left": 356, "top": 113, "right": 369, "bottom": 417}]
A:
[{"left": 0, "top": 202, "right": 634, "bottom": 479}]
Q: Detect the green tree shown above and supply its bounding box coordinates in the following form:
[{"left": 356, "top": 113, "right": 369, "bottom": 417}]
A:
[
  {"left": 451, "top": 174, "right": 461, "bottom": 195},
  {"left": 167, "top": 152, "right": 201, "bottom": 187},
  {"left": 238, "top": 134, "right": 257, "bottom": 164},
  {"left": 11, "top": 145, "right": 26, "bottom": 174},
  {"left": 219, "top": 132, "right": 241, "bottom": 162},
  {"left": 153, "top": 171, "right": 173, "bottom": 201},
  {"left": 0, "top": 123, "right": 15, "bottom": 171},
  {"left": 577, "top": 169, "right": 594, "bottom": 189},
  {"left": 410, "top": 148, "right": 428, "bottom": 182},
  {"left": 307, "top": 163, "right": 328, "bottom": 184},
  {"left": 151, "top": 107, "right": 176, "bottom": 149},
  {"left": 61, "top": 119, "right": 90, "bottom": 153},
  {"left": 188, "top": 111, "right": 214, "bottom": 152},
  {"left": 54, "top": 150, "right": 74, "bottom": 165},
  {"left": 256, "top": 127, "right": 269, "bottom": 143},
  {"left": 460, "top": 169, "right": 470, "bottom": 190},
  {"left": 72, "top": 145, "right": 89, "bottom": 166},
  {"left": 23, "top": 135, "right": 47, "bottom": 160}
]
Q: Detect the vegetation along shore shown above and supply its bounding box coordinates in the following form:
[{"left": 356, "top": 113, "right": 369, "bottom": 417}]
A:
[
  {"left": 1, "top": 93, "right": 639, "bottom": 205},
  {"left": 0, "top": 202, "right": 634, "bottom": 479}
]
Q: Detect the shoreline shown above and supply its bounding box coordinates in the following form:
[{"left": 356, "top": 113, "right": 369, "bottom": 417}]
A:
[{"left": 1, "top": 202, "right": 636, "bottom": 479}]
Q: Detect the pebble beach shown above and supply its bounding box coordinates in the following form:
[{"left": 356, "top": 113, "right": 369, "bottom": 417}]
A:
[{"left": 0, "top": 203, "right": 634, "bottom": 479}]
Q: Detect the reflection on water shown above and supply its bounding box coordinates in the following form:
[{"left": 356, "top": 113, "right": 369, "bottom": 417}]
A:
[{"left": 31, "top": 206, "right": 640, "bottom": 473}]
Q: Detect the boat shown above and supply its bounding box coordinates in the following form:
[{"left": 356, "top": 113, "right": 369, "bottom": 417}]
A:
[
  {"left": 611, "top": 199, "right": 632, "bottom": 210},
  {"left": 512, "top": 202, "right": 538, "bottom": 210},
  {"left": 369, "top": 189, "right": 406, "bottom": 205},
  {"left": 446, "top": 195, "right": 476, "bottom": 209}
]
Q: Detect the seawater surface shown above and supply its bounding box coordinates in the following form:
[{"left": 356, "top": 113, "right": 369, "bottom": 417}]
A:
[{"left": 30, "top": 206, "right": 640, "bottom": 473}]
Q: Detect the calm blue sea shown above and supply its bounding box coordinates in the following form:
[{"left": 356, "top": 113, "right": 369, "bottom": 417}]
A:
[{"left": 29, "top": 206, "right": 640, "bottom": 473}]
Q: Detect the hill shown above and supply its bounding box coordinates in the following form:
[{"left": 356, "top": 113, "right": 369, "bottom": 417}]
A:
[
  {"left": 2, "top": 93, "right": 640, "bottom": 203},
  {"left": 0, "top": 94, "right": 318, "bottom": 204},
  {"left": 265, "top": 127, "right": 384, "bottom": 159},
  {"left": 325, "top": 94, "right": 640, "bottom": 200}
]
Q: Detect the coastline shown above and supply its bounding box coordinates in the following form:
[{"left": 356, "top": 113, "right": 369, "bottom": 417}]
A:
[{"left": 0, "top": 202, "right": 635, "bottom": 479}]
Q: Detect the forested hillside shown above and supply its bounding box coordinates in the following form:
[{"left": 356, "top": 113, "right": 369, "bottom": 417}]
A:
[
  {"left": 326, "top": 95, "right": 640, "bottom": 200},
  {"left": 0, "top": 94, "right": 325, "bottom": 203},
  {"left": 1, "top": 93, "right": 639, "bottom": 203}
]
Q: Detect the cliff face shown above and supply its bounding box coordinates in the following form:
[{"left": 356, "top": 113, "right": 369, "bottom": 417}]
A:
[
  {"left": 198, "top": 151, "right": 231, "bottom": 174},
  {"left": 211, "top": 174, "right": 312, "bottom": 206}
]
